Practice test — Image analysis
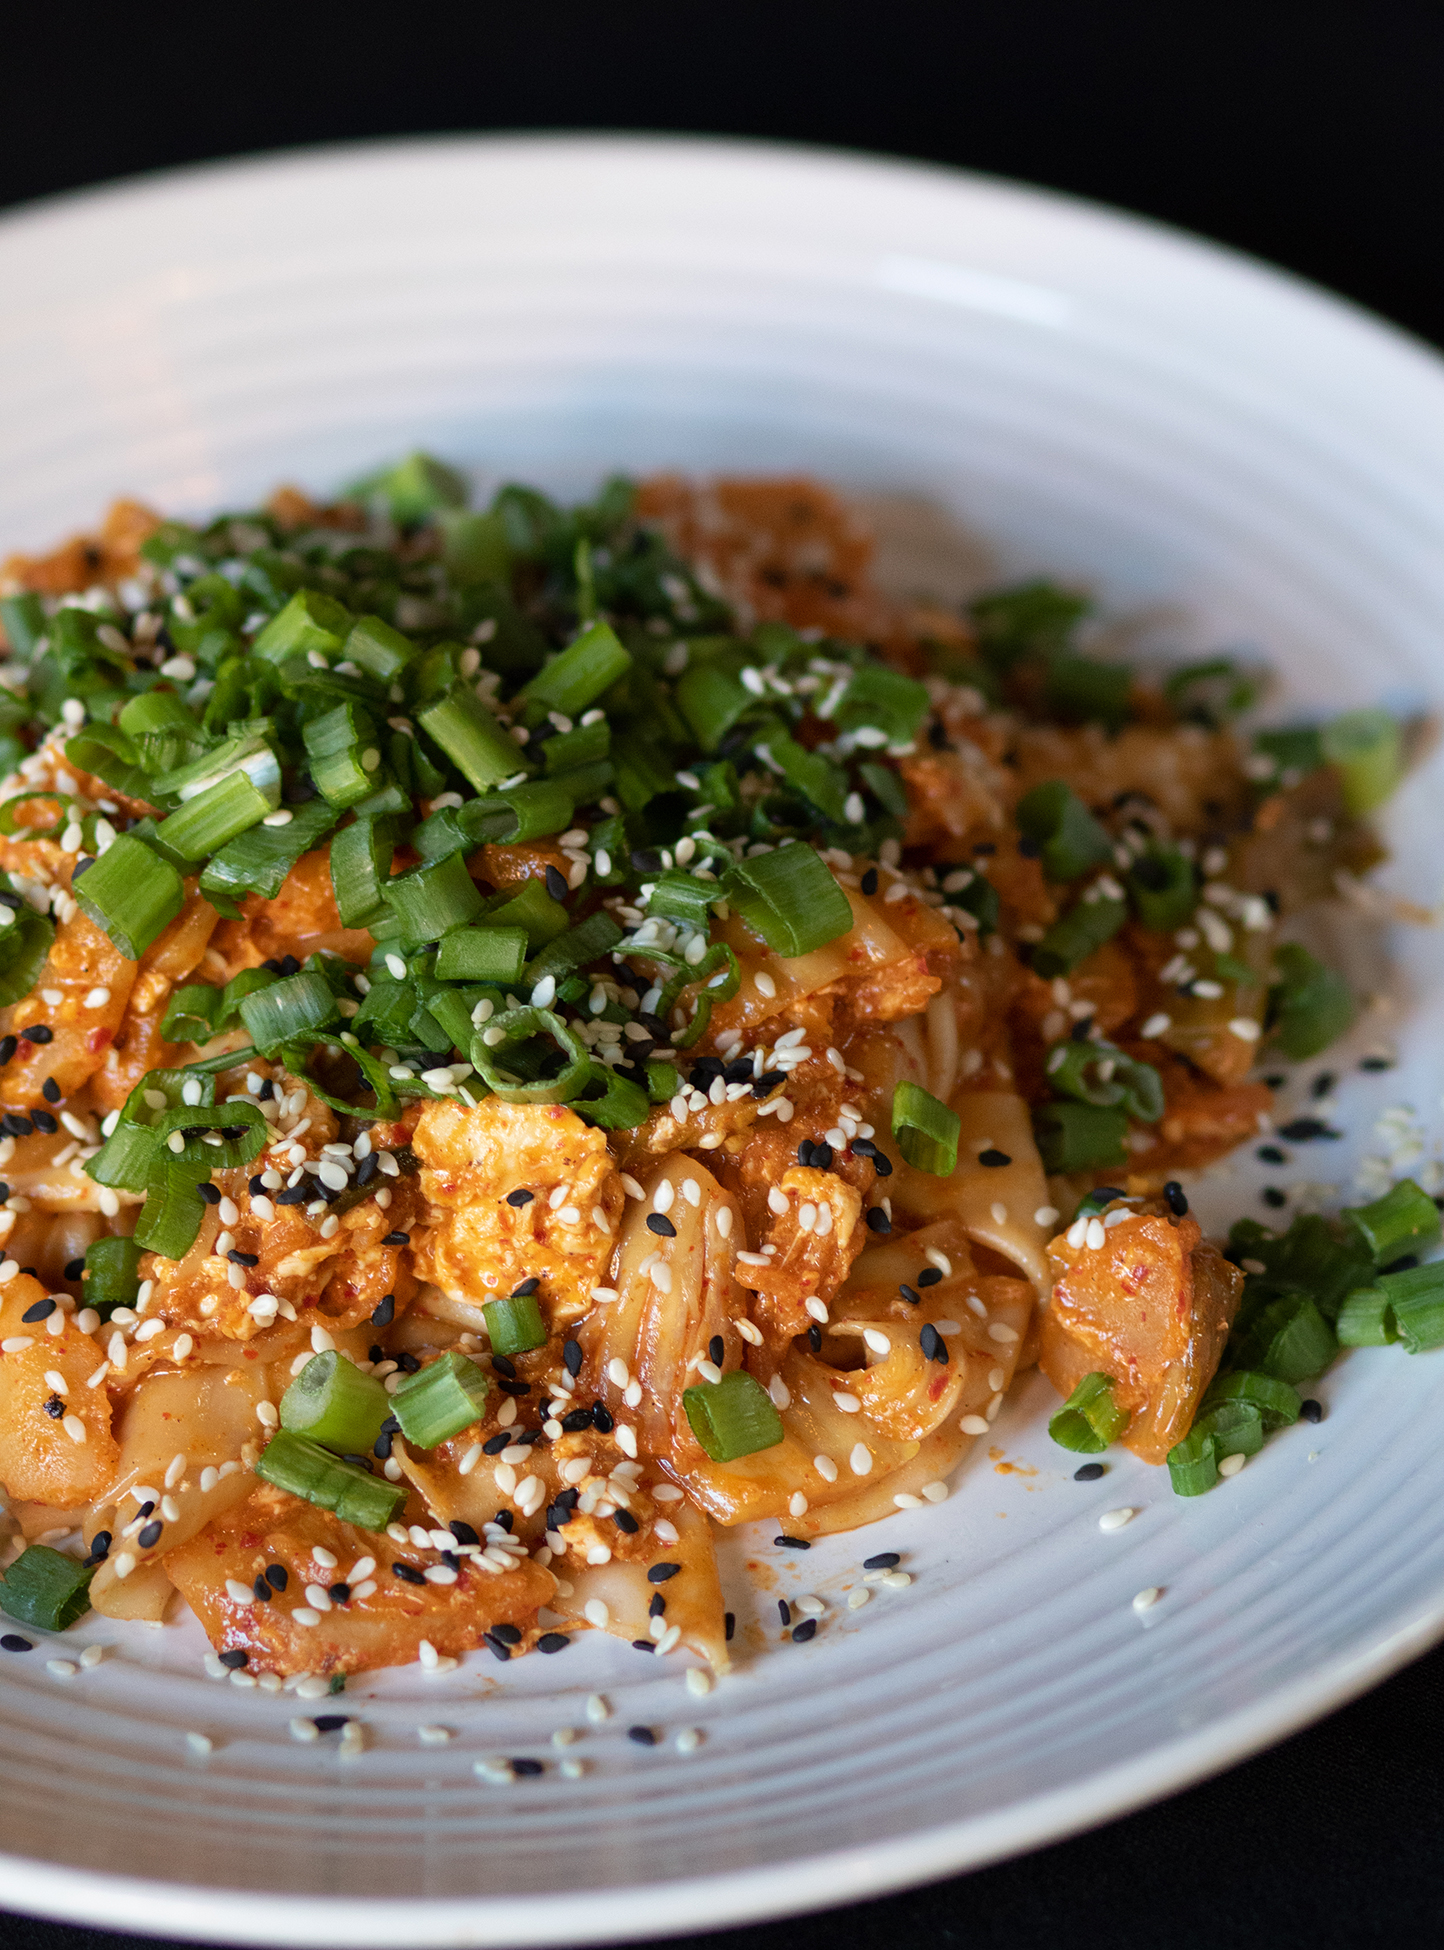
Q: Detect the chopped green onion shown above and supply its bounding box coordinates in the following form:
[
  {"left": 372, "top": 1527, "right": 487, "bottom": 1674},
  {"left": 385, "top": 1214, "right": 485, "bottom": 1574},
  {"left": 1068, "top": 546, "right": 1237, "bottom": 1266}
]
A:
[
  {"left": 0, "top": 790, "right": 66, "bottom": 840},
  {"left": 765, "top": 732, "right": 850, "bottom": 825},
  {"left": 155, "top": 731, "right": 280, "bottom": 811},
  {"left": 1195, "top": 1398, "right": 1265, "bottom": 1460},
  {"left": 1014, "top": 781, "right": 1113, "bottom": 881},
  {"left": 1046, "top": 1038, "right": 1163, "bottom": 1122},
  {"left": 251, "top": 589, "right": 353, "bottom": 666},
  {"left": 0, "top": 591, "right": 47, "bottom": 659},
  {"left": 1032, "top": 1101, "right": 1128, "bottom": 1173},
  {"left": 646, "top": 870, "right": 716, "bottom": 931},
  {"left": 328, "top": 814, "right": 394, "bottom": 929},
  {"left": 63, "top": 726, "right": 154, "bottom": 804},
  {"left": 150, "top": 1100, "right": 268, "bottom": 1175},
  {"left": 1030, "top": 885, "right": 1127, "bottom": 978},
  {"left": 518, "top": 618, "right": 632, "bottom": 719},
  {"left": 342, "top": 615, "right": 417, "bottom": 683},
  {"left": 1335, "top": 1283, "right": 1397, "bottom": 1347},
  {"left": 675, "top": 659, "right": 756, "bottom": 752},
  {"left": 1377, "top": 1262, "right": 1444, "bottom": 1354},
  {"left": 201, "top": 798, "right": 337, "bottom": 905},
  {"left": 1126, "top": 845, "right": 1196, "bottom": 931},
  {"left": 0, "top": 908, "right": 55, "bottom": 1009},
  {"left": 383, "top": 852, "right": 484, "bottom": 942},
  {"left": 469, "top": 1006, "right": 590, "bottom": 1105},
  {"left": 238, "top": 970, "right": 340, "bottom": 1054},
  {"left": 683, "top": 1369, "right": 785, "bottom": 1462},
  {"left": 575, "top": 1062, "right": 651, "bottom": 1131},
  {"left": 303, "top": 702, "right": 380, "bottom": 811},
  {"left": 1044, "top": 654, "right": 1133, "bottom": 730},
  {"left": 435, "top": 925, "right": 528, "bottom": 985},
  {"left": 488, "top": 877, "right": 572, "bottom": 951},
  {"left": 1252, "top": 725, "right": 1325, "bottom": 784},
  {"left": 0, "top": 1545, "right": 94, "bottom": 1631},
  {"left": 654, "top": 942, "right": 741, "bottom": 1049},
  {"left": 1166, "top": 1426, "right": 1218, "bottom": 1496},
  {"left": 1164, "top": 657, "right": 1261, "bottom": 727},
  {"left": 417, "top": 685, "right": 529, "bottom": 794},
  {"left": 82, "top": 1235, "right": 143, "bottom": 1313},
  {"left": 1240, "top": 1292, "right": 1336, "bottom": 1383},
  {"left": 439, "top": 508, "right": 511, "bottom": 586},
  {"left": 1227, "top": 1212, "right": 1373, "bottom": 1323},
  {"left": 133, "top": 1159, "right": 208, "bottom": 1259},
  {"left": 155, "top": 766, "right": 277, "bottom": 861},
  {"left": 1343, "top": 1178, "right": 1442, "bottom": 1266},
  {"left": 465, "top": 777, "right": 575, "bottom": 846},
  {"left": 281, "top": 1352, "right": 390, "bottom": 1454},
  {"left": 1201, "top": 1369, "right": 1301, "bottom": 1429},
  {"left": 350, "top": 450, "right": 468, "bottom": 524},
  {"left": 542, "top": 718, "right": 610, "bottom": 774},
  {"left": 647, "top": 1059, "right": 681, "bottom": 1102},
  {"left": 391, "top": 1352, "right": 490, "bottom": 1448},
  {"left": 1268, "top": 943, "right": 1354, "bottom": 1060},
  {"left": 892, "top": 1080, "right": 960, "bottom": 1177},
  {"left": 722, "top": 846, "right": 852, "bottom": 959},
  {"left": 1321, "top": 707, "right": 1402, "bottom": 815},
  {"left": 255, "top": 1430, "right": 406, "bottom": 1531},
  {"left": 73, "top": 833, "right": 185, "bottom": 961},
  {"left": 971, "top": 582, "right": 1090, "bottom": 672},
  {"left": 832, "top": 664, "right": 930, "bottom": 744},
  {"left": 1047, "top": 1371, "right": 1129, "bottom": 1453},
  {"left": 523, "top": 911, "right": 623, "bottom": 991},
  {"left": 482, "top": 1293, "right": 547, "bottom": 1356}
]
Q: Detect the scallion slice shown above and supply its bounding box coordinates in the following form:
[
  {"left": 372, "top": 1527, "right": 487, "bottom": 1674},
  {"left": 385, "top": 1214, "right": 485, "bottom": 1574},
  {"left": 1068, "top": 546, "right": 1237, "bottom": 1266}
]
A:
[
  {"left": 82, "top": 1236, "right": 143, "bottom": 1313},
  {"left": 303, "top": 701, "right": 381, "bottom": 810},
  {"left": 1032, "top": 1101, "right": 1128, "bottom": 1173},
  {"left": 1268, "top": 943, "right": 1354, "bottom": 1060},
  {"left": 682, "top": 1369, "right": 785, "bottom": 1462},
  {"left": 383, "top": 852, "right": 484, "bottom": 942},
  {"left": 1166, "top": 1425, "right": 1218, "bottom": 1496},
  {"left": 575, "top": 1062, "right": 650, "bottom": 1131},
  {"left": 1320, "top": 707, "right": 1402, "bottom": 815},
  {"left": 646, "top": 871, "right": 715, "bottom": 931},
  {"left": 722, "top": 846, "right": 852, "bottom": 958},
  {"left": 1047, "top": 1372, "right": 1128, "bottom": 1452},
  {"left": 251, "top": 589, "right": 353, "bottom": 666},
  {"left": 281, "top": 1352, "right": 390, "bottom": 1454},
  {"left": 155, "top": 766, "right": 277, "bottom": 861},
  {"left": 489, "top": 877, "right": 571, "bottom": 950},
  {"left": 0, "top": 1545, "right": 94, "bottom": 1631},
  {"left": 518, "top": 618, "right": 632, "bottom": 718},
  {"left": 1030, "top": 885, "right": 1127, "bottom": 978},
  {"left": 469, "top": 1005, "right": 590, "bottom": 1105},
  {"left": 150, "top": 1101, "right": 268, "bottom": 1175},
  {"left": 1376, "top": 1262, "right": 1444, "bottom": 1354},
  {"left": 342, "top": 615, "right": 417, "bottom": 683},
  {"left": 201, "top": 797, "right": 336, "bottom": 905},
  {"left": 435, "top": 925, "right": 529, "bottom": 985},
  {"left": 1047, "top": 1037, "right": 1163, "bottom": 1122},
  {"left": 1195, "top": 1398, "right": 1265, "bottom": 1459},
  {"left": 1014, "top": 780, "right": 1113, "bottom": 881},
  {"left": 391, "top": 1352, "right": 490, "bottom": 1448},
  {"left": 329, "top": 815, "right": 395, "bottom": 929},
  {"left": 1201, "top": 1369, "right": 1301, "bottom": 1429},
  {"left": 255, "top": 1430, "right": 407, "bottom": 1531},
  {"left": 417, "top": 685, "right": 529, "bottom": 794},
  {"left": 483, "top": 1293, "right": 547, "bottom": 1356},
  {"left": 1335, "top": 1284, "right": 1397, "bottom": 1347},
  {"left": 238, "top": 970, "right": 340, "bottom": 1055},
  {"left": 892, "top": 1080, "right": 960, "bottom": 1177},
  {"left": 0, "top": 592, "right": 46, "bottom": 659},
  {"left": 832, "top": 663, "right": 930, "bottom": 744},
  {"left": 523, "top": 910, "right": 622, "bottom": 990},
  {"left": 72, "top": 833, "right": 185, "bottom": 961},
  {"left": 1343, "top": 1178, "right": 1442, "bottom": 1266},
  {"left": 1126, "top": 845, "right": 1196, "bottom": 932},
  {"left": 133, "top": 1159, "right": 208, "bottom": 1259}
]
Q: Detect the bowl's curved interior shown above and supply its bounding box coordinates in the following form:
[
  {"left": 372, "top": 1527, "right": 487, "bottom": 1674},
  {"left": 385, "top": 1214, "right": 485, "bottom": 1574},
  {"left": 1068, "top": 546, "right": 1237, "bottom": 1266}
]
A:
[{"left": 0, "top": 136, "right": 1442, "bottom": 1947}]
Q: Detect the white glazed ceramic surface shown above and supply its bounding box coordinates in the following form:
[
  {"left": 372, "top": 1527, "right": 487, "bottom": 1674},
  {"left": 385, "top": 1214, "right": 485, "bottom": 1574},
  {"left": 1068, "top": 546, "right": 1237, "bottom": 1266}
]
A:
[{"left": 0, "top": 137, "right": 1442, "bottom": 1947}]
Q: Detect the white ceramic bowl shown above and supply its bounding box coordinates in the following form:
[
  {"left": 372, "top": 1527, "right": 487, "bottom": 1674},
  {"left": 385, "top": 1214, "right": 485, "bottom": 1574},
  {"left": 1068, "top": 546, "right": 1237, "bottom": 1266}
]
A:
[{"left": 0, "top": 135, "right": 1442, "bottom": 1947}]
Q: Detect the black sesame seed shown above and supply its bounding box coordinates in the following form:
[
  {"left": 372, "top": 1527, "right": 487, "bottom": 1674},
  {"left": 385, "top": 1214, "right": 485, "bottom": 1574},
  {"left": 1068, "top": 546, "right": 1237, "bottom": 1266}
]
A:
[
  {"left": 29, "top": 1109, "right": 56, "bottom": 1134},
  {"left": 613, "top": 1508, "right": 640, "bottom": 1534},
  {"left": 136, "top": 1501, "right": 155, "bottom": 1519},
  {"left": 563, "top": 1338, "right": 583, "bottom": 1376},
  {"left": 512, "top": 1757, "right": 545, "bottom": 1776},
  {"left": 43, "top": 1396, "right": 62, "bottom": 1418},
  {"left": 863, "top": 1552, "right": 900, "bottom": 1570},
  {"left": 512, "top": 1277, "right": 539, "bottom": 1297},
  {"left": 1073, "top": 1462, "right": 1106, "bottom": 1482},
  {"left": 1300, "top": 1399, "right": 1323, "bottom": 1423},
  {"left": 919, "top": 1322, "right": 948, "bottom": 1364},
  {"left": 395, "top": 1351, "right": 421, "bottom": 1374},
  {"left": 40, "top": 1077, "right": 60, "bottom": 1105},
  {"left": 1018, "top": 836, "right": 1042, "bottom": 859},
  {"left": 0, "top": 1038, "right": 13, "bottom": 1066},
  {"left": 648, "top": 1592, "right": 666, "bottom": 1618},
  {"left": 370, "top": 1293, "right": 395, "bottom": 1327},
  {"left": 807, "top": 1324, "right": 822, "bottom": 1353},
  {"left": 252, "top": 1575, "right": 272, "bottom": 1603},
  {"left": 778, "top": 1599, "right": 791, "bottom": 1627},
  {"left": 1, "top": 1115, "right": 32, "bottom": 1137},
  {"left": 198, "top": 1182, "right": 224, "bottom": 1206},
  {"left": 381, "top": 1230, "right": 409, "bottom": 1246},
  {"left": 544, "top": 865, "right": 569, "bottom": 901},
  {"left": 491, "top": 1353, "right": 518, "bottom": 1379},
  {"left": 978, "top": 1148, "right": 1012, "bottom": 1168},
  {"left": 258, "top": 1079, "right": 275, "bottom": 1101},
  {"left": 631, "top": 848, "right": 663, "bottom": 874},
  {"left": 264, "top": 1564, "right": 288, "bottom": 1590},
  {"left": 226, "top": 1249, "right": 259, "bottom": 1267},
  {"left": 861, "top": 868, "right": 879, "bottom": 895},
  {"left": 774, "top": 1535, "right": 811, "bottom": 1550},
  {"left": 797, "top": 1139, "right": 815, "bottom": 1168},
  {"left": 312, "top": 1713, "right": 348, "bottom": 1732},
  {"left": 1277, "top": 1117, "right": 1341, "bottom": 1142},
  {"left": 708, "top": 1334, "right": 725, "bottom": 1366},
  {"left": 631, "top": 1639, "right": 656, "bottom": 1653},
  {"left": 865, "top": 1207, "right": 891, "bottom": 1233},
  {"left": 725, "top": 1610, "right": 735, "bottom": 1641},
  {"left": 497, "top": 1378, "right": 532, "bottom": 1397},
  {"left": 489, "top": 1622, "right": 521, "bottom": 1645},
  {"left": 506, "top": 1188, "right": 534, "bottom": 1208},
  {"left": 352, "top": 1152, "right": 379, "bottom": 1188},
  {"left": 0, "top": 1635, "right": 33, "bottom": 1652},
  {"left": 646, "top": 1212, "right": 676, "bottom": 1237},
  {"left": 448, "top": 1520, "right": 480, "bottom": 1548},
  {"left": 1262, "top": 1187, "right": 1288, "bottom": 1209},
  {"left": 218, "top": 1648, "right": 249, "bottom": 1669},
  {"left": 561, "top": 1408, "right": 593, "bottom": 1433},
  {"left": 482, "top": 1633, "right": 512, "bottom": 1662},
  {"left": 279, "top": 955, "right": 300, "bottom": 978},
  {"left": 483, "top": 1432, "right": 512, "bottom": 1455},
  {"left": 275, "top": 1186, "right": 309, "bottom": 1206},
  {"left": 791, "top": 1618, "right": 818, "bottom": 1643},
  {"left": 137, "top": 1521, "right": 163, "bottom": 1549},
  {"left": 753, "top": 1070, "right": 786, "bottom": 1097},
  {"left": 1256, "top": 1145, "right": 1288, "bottom": 1165},
  {"left": 328, "top": 1582, "right": 351, "bottom": 1604},
  {"left": 392, "top": 1562, "right": 426, "bottom": 1586},
  {"left": 536, "top": 1632, "right": 570, "bottom": 1653},
  {"left": 647, "top": 1562, "right": 681, "bottom": 1583},
  {"left": 373, "top": 1425, "right": 395, "bottom": 1460},
  {"left": 1311, "top": 1072, "right": 1337, "bottom": 1099},
  {"left": 627, "top": 1725, "right": 657, "bottom": 1747},
  {"left": 86, "top": 1531, "right": 111, "bottom": 1564},
  {"left": 810, "top": 1142, "right": 833, "bottom": 1171},
  {"left": 1162, "top": 1181, "right": 1189, "bottom": 1217},
  {"left": 1360, "top": 1055, "right": 1393, "bottom": 1072},
  {"left": 64, "top": 1256, "right": 85, "bottom": 1281},
  {"left": 493, "top": 1509, "right": 514, "bottom": 1533},
  {"left": 917, "top": 1267, "right": 942, "bottom": 1287},
  {"left": 898, "top": 1283, "right": 921, "bottom": 1305},
  {"left": 21, "top": 1297, "right": 55, "bottom": 1322},
  {"left": 592, "top": 1402, "right": 614, "bottom": 1433},
  {"left": 18, "top": 1024, "right": 51, "bottom": 1046}
]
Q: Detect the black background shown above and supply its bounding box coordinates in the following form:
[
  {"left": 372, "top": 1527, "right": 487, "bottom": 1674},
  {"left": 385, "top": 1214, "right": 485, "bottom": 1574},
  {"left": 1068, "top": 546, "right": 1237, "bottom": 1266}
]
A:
[{"left": 2, "top": 3, "right": 1443, "bottom": 1945}]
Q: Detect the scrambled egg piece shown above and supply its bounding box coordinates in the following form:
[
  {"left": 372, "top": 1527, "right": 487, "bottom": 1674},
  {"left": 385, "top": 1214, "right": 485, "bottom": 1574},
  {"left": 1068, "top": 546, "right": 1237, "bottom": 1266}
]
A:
[{"left": 410, "top": 1099, "right": 623, "bottom": 1327}]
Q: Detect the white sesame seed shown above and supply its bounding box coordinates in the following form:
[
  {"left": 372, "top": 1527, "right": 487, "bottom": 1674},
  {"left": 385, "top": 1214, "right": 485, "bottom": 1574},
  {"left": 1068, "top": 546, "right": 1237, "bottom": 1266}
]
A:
[
  {"left": 685, "top": 1666, "right": 714, "bottom": 1697},
  {"left": 1228, "top": 1017, "right": 1262, "bottom": 1041},
  {"left": 960, "top": 1414, "right": 990, "bottom": 1435},
  {"left": 1132, "top": 1586, "right": 1163, "bottom": 1613},
  {"left": 847, "top": 1587, "right": 870, "bottom": 1610},
  {"left": 1034, "top": 1205, "right": 1059, "bottom": 1228},
  {"left": 848, "top": 1442, "right": 873, "bottom": 1476},
  {"left": 186, "top": 1731, "right": 214, "bottom": 1757},
  {"left": 1218, "top": 1451, "right": 1247, "bottom": 1478},
  {"left": 1099, "top": 1507, "right": 1136, "bottom": 1532}
]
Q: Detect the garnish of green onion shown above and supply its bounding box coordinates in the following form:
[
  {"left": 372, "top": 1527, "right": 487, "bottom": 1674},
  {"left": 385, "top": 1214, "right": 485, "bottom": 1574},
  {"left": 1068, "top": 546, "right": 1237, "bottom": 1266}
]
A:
[
  {"left": 518, "top": 618, "right": 632, "bottom": 719},
  {"left": 647, "top": 871, "right": 715, "bottom": 932},
  {"left": 203, "top": 798, "right": 338, "bottom": 906},
  {"left": 238, "top": 970, "right": 340, "bottom": 1055},
  {"left": 328, "top": 813, "right": 395, "bottom": 929},
  {"left": 1031, "top": 1101, "right": 1128, "bottom": 1173},
  {"left": 1335, "top": 1283, "right": 1397, "bottom": 1347},
  {"left": 1047, "top": 1371, "right": 1128, "bottom": 1453},
  {"left": 1201, "top": 1369, "right": 1301, "bottom": 1429},
  {"left": 0, "top": 591, "right": 46, "bottom": 659},
  {"left": 1044, "top": 654, "right": 1133, "bottom": 730},
  {"left": 82, "top": 1236, "right": 143, "bottom": 1313},
  {"left": 1343, "top": 1177, "right": 1442, "bottom": 1266},
  {"left": 576, "top": 1062, "right": 650, "bottom": 1131},
  {"left": 1320, "top": 706, "right": 1403, "bottom": 815},
  {"left": 303, "top": 702, "right": 381, "bottom": 811},
  {"left": 1194, "top": 1398, "right": 1265, "bottom": 1460},
  {"left": 435, "top": 925, "right": 529, "bottom": 985},
  {"left": 1240, "top": 1292, "right": 1336, "bottom": 1383},
  {"left": 72, "top": 833, "right": 185, "bottom": 961},
  {"left": 255, "top": 1430, "right": 407, "bottom": 1531},
  {"left": 250, "top": 589, "right": 353, "bottom": 666},
  {"left": 523, "top": 910, "right": 623, "bottom": 991},
  {"left": 1126, "top": 845, "right": 1196, "bottom": 932},
  {"left": 1364, "top": 1262, "right": 1444, "bottom": 1354},
  {"left": 417, "top": 685, "right": 531, "bottom": 794},
  {"left": 0, "top": 1545, "right": 94, "bottom": 1631},
  {"left": 1268, "top": 943, "right": 1354, "bottom": 1060},
  {"left": 281, "top": 1352, "right": 390, "bottom": 1454},
  {"left": 891, "top": 1080, "right": 960, "bottom": 1177},
  {"left": 132, "top": 1160, "right": 208, "bottom": 1260},
  {"left": 1046, "top": 1037, "right": 1163, "bottom": 1122},
  {"left": 1014, "top": 780, "right": 1113, "bottom": 881},
  {"left": 382, "top": 852, "right": 484, "bottom": 943},
  {"left": 342, "top": 614, "right": 417, "bottom": 683},
  {"left": 721, "top": 846, "right": 852, "bottom": 959},
  {"left": 1166, "top": 1425, "right": 1218, "bottom": 1496},
  {"left": 682, "top": 1369, "right": 785, "bottom": 1462},
  {"left": 470, "top": 1005, "right": 591, "bottom": 1105},
  {"left": 391, "top": 1352, "right": 491, "bottom": 1448},
  {"left": 1029, "top": 884, "right": 1127, "bottom": 978},
  {"left": 155, "top": 767, "right": 278, "bottom": 862},
  {"left": 482, "top": 1293, "right": 547, "bottom": 1357},
  {"left": 489, "top": 877, "right": 571, "bottom": 950}
]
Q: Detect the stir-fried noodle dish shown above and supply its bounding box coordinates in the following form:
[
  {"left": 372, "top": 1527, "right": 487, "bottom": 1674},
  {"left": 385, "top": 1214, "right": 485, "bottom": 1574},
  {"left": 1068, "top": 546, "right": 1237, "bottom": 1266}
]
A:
[{"left": 0, "top": 456, "right": 1432, "bottom": 1682}]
